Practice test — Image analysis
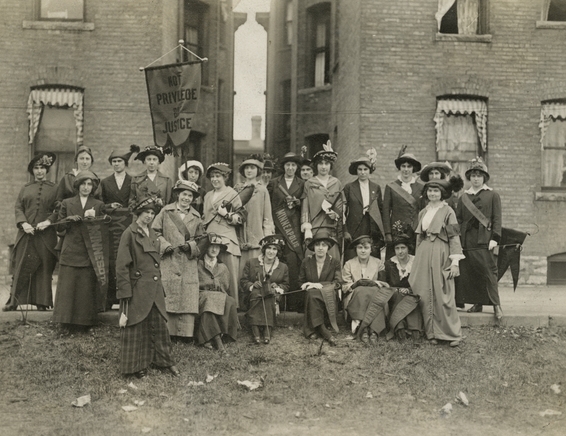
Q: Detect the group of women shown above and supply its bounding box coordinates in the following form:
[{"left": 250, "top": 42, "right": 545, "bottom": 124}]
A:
[{"left": 5, "top": 140, "right": 502, "bottom": 377}]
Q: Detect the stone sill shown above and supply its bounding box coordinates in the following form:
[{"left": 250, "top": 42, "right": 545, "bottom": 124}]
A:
[
  {"left": 435, "top": 33, "right": 492, "bottom": 43},
  {"left": 23, "top": 20, "right": 95, "bottom": 31},
  {"left": 536, "top": 21, "right": 566, "bottom": 29},
  {"left": 298, "top": 84, "right": 332, "bottom": 95},
  {"left": 535, "top": 191, "right": 566, "bottom": 201}
]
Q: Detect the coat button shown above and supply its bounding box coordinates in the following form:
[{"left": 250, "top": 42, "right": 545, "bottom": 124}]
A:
[
  {"left": 154, "top": 263, "right": 159, "bottom": 268},
  {"left": 135, "top": 271, "right": 140, "bottom": 276},
  {"left": 153, "top": 276, "right": 158, "bottom": 281}
]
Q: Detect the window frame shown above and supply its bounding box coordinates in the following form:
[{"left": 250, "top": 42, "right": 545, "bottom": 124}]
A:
[
  {"left": 307, "top": 3, "right": 331, "bottom": 88},
  {"left": 539, "top": 100, "right": 566, "bottom": 191},
  {"left": 436, "top": 0, "right": 491, "bottom": 42},
  {"left": 37, "top": 0, "right": 85, "bottom": 22}
]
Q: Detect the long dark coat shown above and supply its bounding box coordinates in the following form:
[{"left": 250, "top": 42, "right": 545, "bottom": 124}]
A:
[
  {"left": 9, "top": 180, "right": 58, "bottom": 307},
  {"left": 116, "top": 222, "right": 167, "bottom": 326},
  {"left": 96, "top": 173, "right": 132, "bottom": 207},
  {"left": 344, "top": 179, "right": 384, "bottom": 260}
]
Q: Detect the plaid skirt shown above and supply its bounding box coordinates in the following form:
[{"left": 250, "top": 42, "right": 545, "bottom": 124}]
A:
[{"left": 120, "top": 304, "right": 175, "bottom": 375}]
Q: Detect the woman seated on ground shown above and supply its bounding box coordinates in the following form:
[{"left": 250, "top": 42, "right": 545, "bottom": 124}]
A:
[
  {"left": 342, "top": 235, "right": 389, "bottom": 346},
  {"left": 196, "top": 234, "right": 239, "bottom": 354},
  {"left": 299, "top": 230, "right": 343, "bottom": 346},
  {"left": 383, "top": 231, "right": 423, "bottom": 342},
  {"left": 241, "top": 235, "right": 289, "bottom": 345}
]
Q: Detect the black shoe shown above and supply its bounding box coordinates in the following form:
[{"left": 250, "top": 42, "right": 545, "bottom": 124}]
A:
[
  {"left": 135, "top": 369, "right": 147, "bottom": 379},
  {"left": 467, "top": 304, "right": 483, "bottom": 313},
  {"left": 2, "top": 304, "right": 16, "bottom": 312},
  {"left": 167, "top": 366, "right": 180, "bottom": 377}
]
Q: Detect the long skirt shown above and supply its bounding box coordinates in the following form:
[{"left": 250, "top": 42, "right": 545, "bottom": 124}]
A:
[
  {"left": 120, "top": 304, "right": 174, "bottom": 374},
  {"left": 346, "top": 286, "right": 389, "bottom": 335},
  {"left": 388, "top": 292, "right": 423, "bottom": 332},
  {"left": 218, "top": 251, "right": 240, "bottom": 308},
  {"left": 280, "top": 247, "right": 303, "bottom": 312},
  {"left": 167, "top": 313, "right": 196, "bottom": 337},
  {"left": 409, "top": 237, "right": 462, "bottom": 342},
  {"left": 196, "top": 295, "right": 239, "bottom": 344},
  {"left": 246, "top": 291, "right": 276, "bottom": 327},
  {"left": 303, "top": 285, "right": 339, "bottom": 338},
  {"left": 53, "top": 266, "right": 99, "bottom": 326},
  {"left": 456, "top": 227, "right": 499, "bottom": 306}
]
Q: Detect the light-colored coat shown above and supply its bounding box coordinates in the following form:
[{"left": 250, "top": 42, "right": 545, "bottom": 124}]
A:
[{"left": 152, "top": 203, "right": 203, "bottom": 315}]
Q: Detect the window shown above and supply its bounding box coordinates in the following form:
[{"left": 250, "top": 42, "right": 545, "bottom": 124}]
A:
[
  {"left": 305, "top": 133, "right": 330, "bottom": 160},
  {"left": 285, "top": 1, "right": 293, "bottom": 45},
  {"left": 436, "top": 0, "right": 488, "bottom": 35},
  {"left": 548, "top": 252, "right": 566, "bottom": 284},
  {"left": 544, "top": 0, "right": 566, "bottom": 21},
  {"left": 308, "top": 3, "right": 331, "bottom": 87},
  {"left": 39, "top": 0, "right": 84, "bottom": 21},
  {"left": 539, "top": 102, "right": 566, "bottom": 189},
  {"left": 184, "top": 1, "right": 208, "bottom": 60},
  {"left": 434, "top": 98, "right": 487, "bottom": 180},
  {"left": 28, "top": 87, "right": 84, "bottom": 182}
]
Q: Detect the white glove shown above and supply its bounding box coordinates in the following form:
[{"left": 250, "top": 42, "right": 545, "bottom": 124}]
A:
[
  {"left": 21, "top": 222, "right": 35, "bottom": 234},
  {"left": 304, "top": 229, "right": 313, "bottom": 240},
  {"left": 217, "top": 205, "right": 228, "bottom": 217},
  {"left": 119, "top": 312, "right": 128, "bottom": 328},
  {"left": 84, "top": 207, "right": 96, "bottom": 218},
  {"left": 488, "top": 240, "right": 498, "bottom": 250},
  {"left": 36, "top": 220, "right": 51, "bottom": 231},
  {"left": 301, "top": 282, "right": 323, "bottom": 290}
]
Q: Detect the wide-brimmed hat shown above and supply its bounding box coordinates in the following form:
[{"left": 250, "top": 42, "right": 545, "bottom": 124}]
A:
[
  {"left": 73, "top": 170, "right": 100, "bottom": 191},
  {"left": 262, "top": 159, "right": 275, "bottom": 172},
  {"left": 390, "top": 232, "right": 413, "bottom": 248},
  {"left": 28, "top": 152, "right": 56, "bottom": 175},
  {"left": 206, "top": 162, "right": 231, "bottom": 178},
  {"left": 75, "top": 145, "right": 94, "bottom": 163},
  {"left": 394, "top": 145, "right": 421, "bottom": 172},
  {"left": 465, "top": 157, "right": 490, "bottom": 182},
  {"left": 205, "top": 233, "right": 228, "bottom": 251},
  {"left": 178, "top": 160, "right": 204, "bottom": 181},
  {"left": 260, "top": 234, "right": 286, "bottom": 251},
  {"left": 420, "top": 162, "right": 452, "bottom": 182},
  {"left": 424, "top": 174, "right": 464, "bottom": 200},
  {"left": 307, "top": 228, "right": 337, "bottom": 251},
  {"left": 312, "top": 140, "right": 338, "bottom": 165},
  {"left": 172, "top": 179, "right": 200, "bottom": 197},
  {"left": 134, "top": 145, "right": 170, "bottom": 164},
  {"left": 239, "top": 156, "right": 264, "bottom": 177},
  {"left": 348, "top": 156, "right": 375, "bottom": 175},
  {"left": 108, "top": 147, "right": 135, "bottom": 166},
  {"left": 280, "top": 152, "right": 302, "bottom": 167},
  {"left": 348, "top": 235, "right": 373, "bottom": 250}
]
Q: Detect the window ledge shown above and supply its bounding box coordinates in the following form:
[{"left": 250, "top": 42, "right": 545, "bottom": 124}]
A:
[
  {"left": 536, "top": 21, "right": 566, "bottom": 29},
  {"left": 22, "top": 21, "right": 95, "bottom": 31},
  {"left": 435, "top": 33, "right": 492, "bottom": 43},
  {"left": 298, "top": 84, "right": 332, "bottom": 95},
  {"left": 535, "top": 191, "right": 566, "bottom": 201}
]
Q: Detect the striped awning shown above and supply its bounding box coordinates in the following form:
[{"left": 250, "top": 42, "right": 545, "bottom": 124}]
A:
[
  {"left": 539, "top": 103, "right": 566, "bottom": 149},
  {"left": 434, "top": 98, "right": 488, "bottom": 151},
  {"left": 27, "top": 87, "right": 84, "bottom": 145}
]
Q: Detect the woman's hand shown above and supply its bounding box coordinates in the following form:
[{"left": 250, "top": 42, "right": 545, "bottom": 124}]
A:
[
  {"left": 217, "top": 205, "right": 228, "bottom": 217},
  {"left": 375, "top": 280, "right": 389, "bottom": 288},
  {"left": 325, "top": 210, "right": 339, "bottom": 221},
  {"left": 180, "top": 243, "right": 191, "bottom": 253},
  {"left": 36, "top": 220, "right": 51, "bottom": 231},
  {"left": 163, "top": 245, "right": 175, "bottom": 256},
  {"left": 252, "top": 280, "right": 263, "bottom": 289},
  {"left": 448, "top": 264, "right": 460, "bottom": 279},
  {"left": 21, "top": 222, "right": 35, "bottom": 234},
  {"left": 67, "top": 215, "right": 82, "bottom": 222}
]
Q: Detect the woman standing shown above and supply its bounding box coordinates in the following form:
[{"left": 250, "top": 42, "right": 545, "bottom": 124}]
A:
[
  {"left": 383, "top": 232, "right": 423, "bottom": 341},
  {"left": 342, "top": 236, "right": 389, "bottom": 345},
  {"left": 152, "top": 180, "right": 204, "bottom": 341},
  {"left": 301, "top": 141, "right": 344, "bottom": 260},
  {"left": 178, "top": 160, "right": 206, "bottom": 215},
  {"left": 409, "top": 176, "right": 464, "bottom": 347},
  {"left": 55, "top": 145, "right": 96, "bottom": 204},
  {"left": 116, "top": 193, "right": 179, "bottom": 378},
  {"left": 343, "top": 150, "right": 384, "bottom": 262},
  {"left": 52, "top": 171, "right": 105, "bottom": 330},
  {"left": 456, "top": 158, "right": 503, "bottom": 319},
  {"left": 383, "top": 147, "right": 424, "bottom": 258},
  {"left": 129, "top": 145, "right": 172, "bottom": 209},
  {"left": 196, "top": 234, "right": 239, "bottom": 354},
  {"left": 4, "top": 153, "right": 58, "bottom": 312},
  {"left": 235, "top": 155, "right": 274, "bottom": 278},
  {"left": 202, "top": 163, "right": 245, "bottom": 307},
  {"left": 299, "top": 231, "right": 343, "bottom": 346},
  {"left": 241, "top": 235, "right": 289, "bottom": 344},
  {"left": 419, "top": 161, "right": 458, "bottom": 210}
]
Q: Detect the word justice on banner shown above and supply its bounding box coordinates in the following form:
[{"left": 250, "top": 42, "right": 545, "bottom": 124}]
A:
[{"left": 144, "top": 61, "right": 202, "bottom": 147}]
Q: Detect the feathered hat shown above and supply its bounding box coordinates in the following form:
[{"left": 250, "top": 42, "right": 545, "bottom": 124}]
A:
[
  {"left": 300, "top": 145, "right": 312, "bottom": 167},
  {"left": 465, "top": 156, "right": 490, "bottom": 182},
  {"left": 424, "top": 174, "right": 464, "bottom": 200},
  {"left": 172, "top": 179, "right": 200, "bottom": 197},
  {"left": 394, "top": 145, "right": 421, "bottom": 172},
  {"left": 312, "top": 140, "right": 338, "bottom": 164},
  {"left": 108, "top": 147, "right": 135, "bottom": 166},
  {"left": 133, "top": 144, "right": 172, "bottom": 164},
  {"left": 348, "top": 148, "right": 378, "bottom": 175},
  {"left": 28, "top": 152, "right": 56, "bottom": 175}
]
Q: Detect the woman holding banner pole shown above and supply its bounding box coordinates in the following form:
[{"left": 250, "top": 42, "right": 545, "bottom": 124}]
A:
[{"left": 52, "top": 171, "right": 106, "bottom": 331}]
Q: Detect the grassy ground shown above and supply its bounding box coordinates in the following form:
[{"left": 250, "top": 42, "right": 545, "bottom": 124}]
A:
[{"left": 0, "top": 315, "right": 565, "bottom": 436}]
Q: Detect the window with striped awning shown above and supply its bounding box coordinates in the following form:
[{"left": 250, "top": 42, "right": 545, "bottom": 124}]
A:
[{"left": 539, "top": 102, "right": 566, "bottom": 188}]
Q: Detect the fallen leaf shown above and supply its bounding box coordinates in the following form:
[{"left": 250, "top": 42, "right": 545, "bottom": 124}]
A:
[
  {"left": 128, "top": 382, "right": 138, "bottom": 390},
  {"left": 72, "top": 394, "right": 91, "bottom": 408},
  {"left": 159, "top": 393, "right": 169, "bottom": 398},
  {"left": 141, "top": 428, "right": 151, "bottom": 433},
  {"left": 365, "top": 392, "right": 373, "bottom": 399},
  {"left": 295, "top": 412, "right": 301, "bottom": 418},
  {"left": 117, "top": 389, "right": 127, "bottom": 394},
  {"left": 502, "top": 382, "right": 508, "bottom": 388},
  {"left": 325, "top": 403, "right": 331, "bottom": 408},
  {"left": 550, "top": 384, "right": 561, "bottom": 394},
  {"left": 122, "top": 405, "right": 138, "bottom": 412},
  {"left": 539, "top": 409, "right": 562, "bottom": 417},
  {"left": 456, "top": 392, "right": 469, "bottom": 406},
  {"left": 36, "top": 333, "right": 43, "bottom": 337},
  {"left": 237, "top": 379, "right": 263, "bottom": 391},
  {"left": 183, "top": 418, "right": 189, "bottom": 422},
  {"left": 187, "top": 381, "right": 205, "bottom": 387},
  {"left": 206, "top": 373, "right": 218, "bottom": 383},
  {"left": 440, "top": 402, "right": 453, "bottom": 416},
  {"left": 134, "top": 400, "right": 145, "bottom": 406}
]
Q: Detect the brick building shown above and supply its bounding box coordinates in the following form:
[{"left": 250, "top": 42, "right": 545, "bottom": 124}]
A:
[
  {"left": 264, "top": 0, "right": 566, "bottom": 284},
  {"left": 0, "top": 0, "right": 244, "bottom": 276}
]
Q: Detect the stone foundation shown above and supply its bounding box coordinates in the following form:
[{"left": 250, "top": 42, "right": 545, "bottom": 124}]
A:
[{"left": 499, "top": 255, "right": 547, "bottom": 286}]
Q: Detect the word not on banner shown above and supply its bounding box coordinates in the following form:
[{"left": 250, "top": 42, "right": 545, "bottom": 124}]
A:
[{"left": 144, "top": 61, "right": 202, "bottom": 147}]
